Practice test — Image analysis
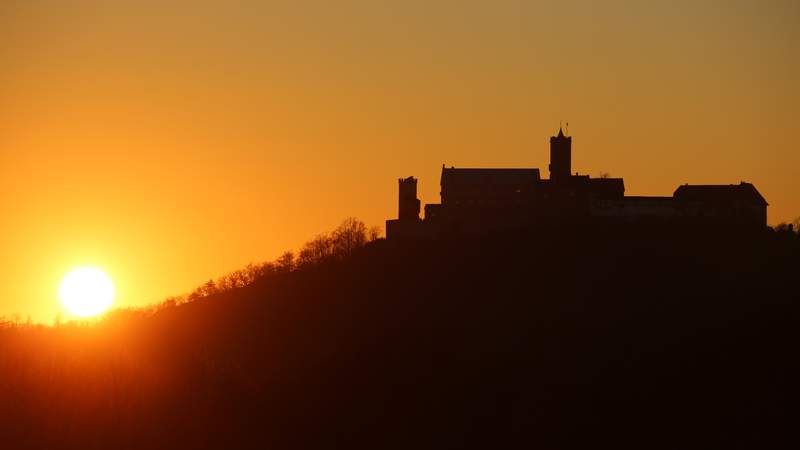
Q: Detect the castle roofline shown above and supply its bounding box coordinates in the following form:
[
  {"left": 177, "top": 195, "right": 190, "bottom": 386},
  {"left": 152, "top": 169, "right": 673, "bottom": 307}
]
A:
[
  {"left": 673, "top": 182, "right": 768, "bottom": 206},
  {"left": 440, "top": 167, "right": 540, "bottom": 186}
]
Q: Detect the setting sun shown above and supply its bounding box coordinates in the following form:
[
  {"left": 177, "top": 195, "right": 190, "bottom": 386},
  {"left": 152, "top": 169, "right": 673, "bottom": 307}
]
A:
[{"left": 59, "top": 267, "right": 115, "bottom": 317}]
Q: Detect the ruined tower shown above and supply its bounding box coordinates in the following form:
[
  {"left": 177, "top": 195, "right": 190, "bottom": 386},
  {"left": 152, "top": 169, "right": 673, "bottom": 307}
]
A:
[
  {"left": 398, "top": 176, "right": 420, "bottom": 220},
  {"left": 549, "top": 127, "right": 572, "bottom": 182}
]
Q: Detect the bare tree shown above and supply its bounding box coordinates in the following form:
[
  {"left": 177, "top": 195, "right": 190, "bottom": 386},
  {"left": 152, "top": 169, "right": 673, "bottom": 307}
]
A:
[
  {"left": 332, "top": 218, "right": 368, "bottom": 257},
  {"left": 201, "top": 279, "right": 217, "bottom": 296},
  {"left": 298, "top": 233, "right": 335, "bottom": 267},
  {"left": 244, "top": 262, "right": 273, "bottom": 283},
  {"left": 368, "top": 225, "right": 382, "bottom": 242},
  {"left": 275, "top": 251, "right": 295, "bottom": 273}
]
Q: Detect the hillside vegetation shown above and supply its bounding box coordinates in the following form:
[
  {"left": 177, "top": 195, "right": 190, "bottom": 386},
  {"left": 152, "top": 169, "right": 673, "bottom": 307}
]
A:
[{"left": 1, "top": 220, "right": 798, "bottom": 449}]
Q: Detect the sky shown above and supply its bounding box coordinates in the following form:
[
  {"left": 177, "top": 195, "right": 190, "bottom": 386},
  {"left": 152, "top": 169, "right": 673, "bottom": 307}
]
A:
[{"left": 1, "top": 0, "right": 798, "bottom": 322}]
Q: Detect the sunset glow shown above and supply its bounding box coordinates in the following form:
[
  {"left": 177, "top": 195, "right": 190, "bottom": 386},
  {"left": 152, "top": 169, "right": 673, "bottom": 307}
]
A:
[
  {"left": 0, "top": 2, "right": 796, "bottom": 448},
  {"left": 0, "top": 0, "right": 797, "bottom": 322},
  {"left": 58, "top": 267, "right": 115, "bottom": 317}
]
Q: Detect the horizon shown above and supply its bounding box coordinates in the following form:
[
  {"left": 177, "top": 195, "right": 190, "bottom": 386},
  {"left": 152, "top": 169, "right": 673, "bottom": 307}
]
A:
[{"left": 1, "top": 0, "right": 798, "bottom": 322}]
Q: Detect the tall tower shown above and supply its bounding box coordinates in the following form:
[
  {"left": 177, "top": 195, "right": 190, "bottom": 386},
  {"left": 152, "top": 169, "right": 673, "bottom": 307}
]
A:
[
  {"left": 398, "top": 176, "right": 420, "bottom": 220},
  {"left": 549, "top": 127, "right": 572, "bottom": 182}
]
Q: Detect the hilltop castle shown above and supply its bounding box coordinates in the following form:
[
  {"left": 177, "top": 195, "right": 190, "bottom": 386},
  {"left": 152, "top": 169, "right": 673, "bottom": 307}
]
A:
[{"left": 386, "top": 128, "right": 767, "bottom": 239}]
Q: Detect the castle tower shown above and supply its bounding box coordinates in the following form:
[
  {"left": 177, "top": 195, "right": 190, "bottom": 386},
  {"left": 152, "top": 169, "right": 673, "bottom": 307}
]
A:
[
  {"left": 398, "top": 176, "right": 420, "bottom": 220},
  {"left": 549, "top": 127, "right": 572, "bottom": 182}
]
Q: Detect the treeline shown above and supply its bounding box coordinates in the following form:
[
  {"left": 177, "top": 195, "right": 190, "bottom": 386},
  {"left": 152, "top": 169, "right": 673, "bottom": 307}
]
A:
[
  {"left": 0, "top": 217, "right": 381, "bottom": 327},
  {"left": 161, "top": 218, "right": 381, "bottom": 308},
  {"left": 0, "top": 218, "right": 797, "bottom": 449},
  {"left": 170, "top": 217, "right": 797, "bottom": 311},
  {"left": 773, "top": 216, "right": 800, "bottom": 238},
  {"left": 4, "top": 216, "right": 799, "bottom": 327}
]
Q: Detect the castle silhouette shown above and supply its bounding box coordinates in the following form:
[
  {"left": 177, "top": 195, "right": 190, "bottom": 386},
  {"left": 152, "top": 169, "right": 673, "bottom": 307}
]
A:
[{"left": 387, "top": 128, "right": 767, "bottom": 239}]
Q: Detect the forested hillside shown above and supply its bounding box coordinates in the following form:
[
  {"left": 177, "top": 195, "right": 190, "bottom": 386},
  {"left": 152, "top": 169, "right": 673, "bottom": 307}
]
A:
[{"left": 1, "top": 222, "right": 798, "bottom": 449}]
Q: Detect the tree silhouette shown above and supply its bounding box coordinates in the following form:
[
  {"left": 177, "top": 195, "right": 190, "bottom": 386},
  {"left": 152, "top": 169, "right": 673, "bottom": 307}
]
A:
[
  {"left": 298, "top": 234, "right": 335, "bottom": 267},
  {"left": 0, "top": 222, "right": 798, "bottom": 449},
  {"left": 332, "top": 217, "right": 368, "bottom": 257},
  {"left": 368, "top": 225, "right": 382, "bottom": 242},
  {"left": 275, "top": 251, "right": 295, "bottom": 273}
]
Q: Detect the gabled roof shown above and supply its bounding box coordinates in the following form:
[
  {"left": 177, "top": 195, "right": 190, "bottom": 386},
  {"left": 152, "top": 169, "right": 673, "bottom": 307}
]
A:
[
  {"left": 440, "top": 167, "right": 540, "bottom": 186},
  {"left": 673, "top": 182, "right": 768, "bottom": 206}
]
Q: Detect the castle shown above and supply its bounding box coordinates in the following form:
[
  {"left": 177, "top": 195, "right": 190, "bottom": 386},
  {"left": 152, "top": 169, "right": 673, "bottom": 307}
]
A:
[{"left": 386, "top": 128, "right": 767, "bottom": 240}]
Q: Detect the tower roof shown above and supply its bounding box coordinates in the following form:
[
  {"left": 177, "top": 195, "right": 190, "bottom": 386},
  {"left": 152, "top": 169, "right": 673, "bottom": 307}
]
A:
[{"left": 551, "top": 127, "right": 570, "bottom": 142}]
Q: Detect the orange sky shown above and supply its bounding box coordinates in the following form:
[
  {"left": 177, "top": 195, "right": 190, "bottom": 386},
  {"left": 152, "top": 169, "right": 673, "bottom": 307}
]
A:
[{"left": 1, "top": 0, "right": 798, "bottom": 322}]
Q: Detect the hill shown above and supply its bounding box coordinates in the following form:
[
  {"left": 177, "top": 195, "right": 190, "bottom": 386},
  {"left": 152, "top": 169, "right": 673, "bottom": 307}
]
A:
[{"left": 1, "top": 223, "right": 798, "bottom": 449}]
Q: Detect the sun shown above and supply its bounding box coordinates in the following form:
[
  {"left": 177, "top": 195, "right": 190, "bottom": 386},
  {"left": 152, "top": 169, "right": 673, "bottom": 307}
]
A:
[{"left": 59, "top": 267, "right": 115, "bottom": 317}]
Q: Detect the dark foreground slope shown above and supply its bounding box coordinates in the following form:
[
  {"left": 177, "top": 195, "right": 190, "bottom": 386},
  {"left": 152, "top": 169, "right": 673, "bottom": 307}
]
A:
[{"left": 1, "top": 226, "right": 798, "bottom": 449}]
